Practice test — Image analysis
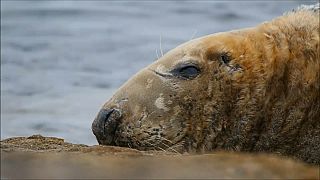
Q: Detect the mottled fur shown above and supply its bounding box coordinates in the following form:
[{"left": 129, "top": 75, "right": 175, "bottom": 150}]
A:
[{"left": 93, "top": 5, "right": 320, "bottom": 164}]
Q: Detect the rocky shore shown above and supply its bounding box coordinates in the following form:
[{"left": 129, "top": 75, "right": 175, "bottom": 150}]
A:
[{"left": 1, "top": 135, "right": 318, "bottom": 179}]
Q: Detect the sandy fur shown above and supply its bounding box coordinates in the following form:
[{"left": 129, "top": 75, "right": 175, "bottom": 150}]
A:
[{"left": 93, "top": 7, "right": 319, "bottom": 164}]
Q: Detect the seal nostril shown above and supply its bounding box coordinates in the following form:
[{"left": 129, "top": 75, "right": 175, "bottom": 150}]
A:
[
  {"left": 92, "top": 108, "right": 122, "bottom": 145},
  {"left": 102, "top": 109, "right": 114, "bottom": 135},
  {"left": 103, "top": 109, "right": 122, "bottom": 134}
]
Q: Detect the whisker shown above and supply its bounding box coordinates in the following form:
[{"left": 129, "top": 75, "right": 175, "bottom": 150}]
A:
[
  {"left": 132, "top": 137, "right": 155, "bottom": 151},
  {"left": 145, "top": 140, "right": 167, "bottom": 152},
  {"left": 159, "top": 35, "right": 164, "bottom": 57},
  {"left": 160, "top": 140, "right": 181, "bottom": 154},
  {"left": 156, "top": 49, "right": 160, "bottom": 60},
  {"left": 190, "top": 30, "right": 198, "bottom": 40},
  {"left": 160, "top": 137, "right": 174, "bottom": 144},
  {"left": 158, "top": 136, "right": 182, "bottom": 154},
  {"left": 170, "top": 141, "right": 185, "bottom": 151}
]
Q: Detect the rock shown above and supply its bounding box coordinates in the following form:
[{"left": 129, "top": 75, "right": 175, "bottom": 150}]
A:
[{"left": 1, "top": 135, "right": 318, "bottom": 179}]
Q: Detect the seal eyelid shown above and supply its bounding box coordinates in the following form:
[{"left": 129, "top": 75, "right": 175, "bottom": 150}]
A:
[{"left": 170, "top": 63, "right": 201, "bottom": 79}]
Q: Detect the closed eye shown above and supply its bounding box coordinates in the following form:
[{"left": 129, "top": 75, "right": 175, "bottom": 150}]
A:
[{"left": 170, "top": 63, "right": 200, "bottom": 79}]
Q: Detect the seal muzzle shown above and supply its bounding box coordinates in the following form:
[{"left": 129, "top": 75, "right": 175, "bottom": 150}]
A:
[{"left": 92, "top": 108, "right": 122, "bottom": 145}]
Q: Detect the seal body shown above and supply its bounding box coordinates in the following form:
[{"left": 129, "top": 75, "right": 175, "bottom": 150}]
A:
[{"left": 92, "top": 4, "right": 320, "bottom": 164}]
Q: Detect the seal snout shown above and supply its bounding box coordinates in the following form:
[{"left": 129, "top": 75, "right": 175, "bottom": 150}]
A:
[{"left": 92, "top": 108, "right": 122, "bottom": 145}]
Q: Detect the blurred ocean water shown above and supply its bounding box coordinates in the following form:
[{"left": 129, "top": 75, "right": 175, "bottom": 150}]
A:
[{"left": 0, "top": 1, "right": 311, "bottom": 145}]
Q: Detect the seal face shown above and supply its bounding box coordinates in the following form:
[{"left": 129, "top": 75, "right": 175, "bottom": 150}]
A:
[{"left": 92, "top": 5, "right": 320, "bottom": 164}]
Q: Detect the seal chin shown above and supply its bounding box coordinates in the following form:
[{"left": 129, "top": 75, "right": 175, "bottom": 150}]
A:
[{"left": 92, "top": 108, "right": 122, "bottom": 145}]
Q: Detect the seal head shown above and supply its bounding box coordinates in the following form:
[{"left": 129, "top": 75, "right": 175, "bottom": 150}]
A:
[{"left": 92, "top": 6, "right": 319, "bottom": 164}]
